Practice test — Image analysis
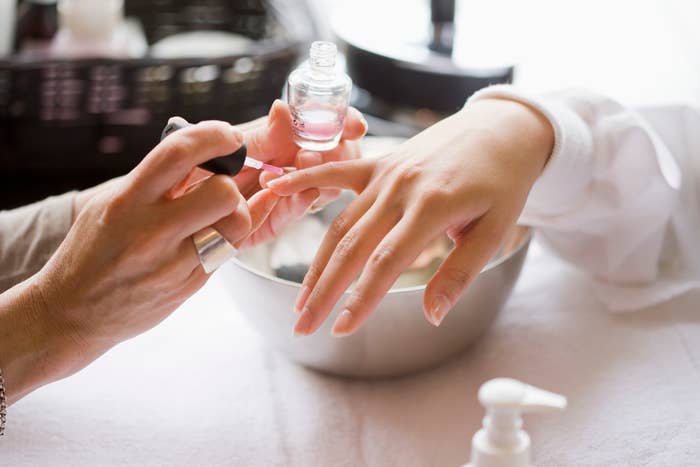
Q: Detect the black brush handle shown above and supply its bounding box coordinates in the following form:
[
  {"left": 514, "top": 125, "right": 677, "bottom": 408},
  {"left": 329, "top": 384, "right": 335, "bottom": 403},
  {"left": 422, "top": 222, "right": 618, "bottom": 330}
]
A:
[{"left": 160, "top": 120, "right": 247, "bottom": 176}]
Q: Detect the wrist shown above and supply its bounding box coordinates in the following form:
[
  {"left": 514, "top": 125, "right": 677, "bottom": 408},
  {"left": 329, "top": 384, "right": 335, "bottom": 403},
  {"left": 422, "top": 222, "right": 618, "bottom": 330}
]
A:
[
  {"left": 459, "top": 97, "right": 555, "bottom": 175},
  {"left": 0, "top": 276, "right": 95, "bottom": 405}
]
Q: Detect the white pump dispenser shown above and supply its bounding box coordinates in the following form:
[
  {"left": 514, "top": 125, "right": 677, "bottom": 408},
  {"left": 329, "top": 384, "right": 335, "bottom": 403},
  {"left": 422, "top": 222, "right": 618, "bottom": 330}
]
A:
[{"left": 464, "top": 378, "right": 567, "bottom": 467}]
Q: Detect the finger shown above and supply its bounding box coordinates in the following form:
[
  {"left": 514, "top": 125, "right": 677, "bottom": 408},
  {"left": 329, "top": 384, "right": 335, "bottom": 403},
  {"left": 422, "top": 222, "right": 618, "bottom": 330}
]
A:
[
  {"left": 240, "top": 188, "right": 320, "bottom": 249},
  {"left": 423, "top": 215, "right": 505, "bottom": 327},
  {"left": 163, "top": 174, "right": 244, "bottom": 239},
  {"left": 167, "top": 166, "right": 212, "bottom": 200},
  {"left": 293, "top": 191, "right": 376, "bottom": 314},
  {"left": 266, "top": 158, "right": 375, "bottom": 196},
  {"left": 330, "top": 213, "right": 443, "bottom": 336},
  {"left": 211, "top": 200, "right": 253, "bottom": 247},
  {"left": 234, "top": 188, "right": 281, "bottom": 248},
  {"left": 294, "top": 195, "right": 400, "bottom": 336},
  {"left": 132, "top": 121, "right": 244, "bottom": 201},
  {"left": 246, "top": 99, "right": 296, "bottom": 163},
  {"left": 318, "top": 140, "right": 362, "bottom": 164},
  {"left": 294, "top": 149, "right": 348, "bottom": 211},
  {"left": 341, "top": 107, "right": 368, "bottom": 141}
]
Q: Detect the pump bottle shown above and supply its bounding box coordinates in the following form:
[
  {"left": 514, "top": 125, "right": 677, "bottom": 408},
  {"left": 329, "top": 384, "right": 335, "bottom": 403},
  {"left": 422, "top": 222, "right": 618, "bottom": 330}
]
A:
[{"left": 464, "top": 378, "right": 567, "bottom": 467}]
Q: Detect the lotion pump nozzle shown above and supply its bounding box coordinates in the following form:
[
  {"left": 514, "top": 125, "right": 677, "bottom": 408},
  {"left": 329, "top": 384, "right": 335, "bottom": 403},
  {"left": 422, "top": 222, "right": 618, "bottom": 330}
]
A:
[{"left": 465, "top": 378, "right": 567, "bottom": 467}]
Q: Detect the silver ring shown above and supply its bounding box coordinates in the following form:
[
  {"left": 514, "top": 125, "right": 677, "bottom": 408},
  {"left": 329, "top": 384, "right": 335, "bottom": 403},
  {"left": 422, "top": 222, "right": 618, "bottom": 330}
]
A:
[{"left": 192, "top": 227, "right": 238, "bottom": 274}]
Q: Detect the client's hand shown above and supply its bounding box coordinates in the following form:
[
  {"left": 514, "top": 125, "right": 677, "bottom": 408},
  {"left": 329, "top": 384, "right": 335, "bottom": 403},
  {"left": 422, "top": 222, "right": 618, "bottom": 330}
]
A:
[
  {"left": 0, "top": 122, "right": 274, "bottom": 405},
  {"left": 267, "top": 98, "right": 554, "bottom": 336},
  {"left": 233, "top": 100, "right": 366, "bottom": 246}
]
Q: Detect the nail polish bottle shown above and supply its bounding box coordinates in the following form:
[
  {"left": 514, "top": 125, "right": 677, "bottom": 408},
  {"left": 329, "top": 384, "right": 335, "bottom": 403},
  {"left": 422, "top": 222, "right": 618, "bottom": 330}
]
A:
[{"left": 287, "top": 41, "right": 352, "bottom": 151}]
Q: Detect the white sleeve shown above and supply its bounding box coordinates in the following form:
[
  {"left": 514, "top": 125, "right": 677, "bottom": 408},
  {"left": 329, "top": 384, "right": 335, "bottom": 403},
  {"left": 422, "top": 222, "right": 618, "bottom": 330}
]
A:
[{"left": 468, "top": 85, "right": 700, "bottom": 312}]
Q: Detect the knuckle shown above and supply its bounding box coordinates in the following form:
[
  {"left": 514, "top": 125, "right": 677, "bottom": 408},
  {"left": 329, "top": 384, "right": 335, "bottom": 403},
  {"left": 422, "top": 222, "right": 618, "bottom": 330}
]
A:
[
  {"left": 334, "top": 230, "right": 359, "bottom": 261},
  {"left": 415, "top": 187, "right": 451, "bottom": 210},
  {"left": 304, "top": 264, "right": 322, "bottom": 285},
  {"left": 201, "top": 122, "right": 231, "bottom": 147},
  {"left": 327, "top": 213, "right": 351, "bottom": 239},
  {"left": 393, "top": 165, "right": 422, "bottom": 187},
  {"left": 367, "top": 243, "right": 395, "bottom": 272},
  {"left": 443, "top": 266, "right": 474, "bottom": 292},
  {"left": 210, "top": 175, "right": 241, "bottom": 207},
  {"left": 321, "top": 160, "right": 345, "bottom": 172},
  {"left": 345, "top": 290, "right": 369, "bottom": 313}
]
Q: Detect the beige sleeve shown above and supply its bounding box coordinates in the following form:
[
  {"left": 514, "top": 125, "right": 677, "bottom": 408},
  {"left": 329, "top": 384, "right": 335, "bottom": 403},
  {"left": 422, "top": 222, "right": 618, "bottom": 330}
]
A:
[{"left": 0, "top": 192, "right": 76, "bottom": 293}]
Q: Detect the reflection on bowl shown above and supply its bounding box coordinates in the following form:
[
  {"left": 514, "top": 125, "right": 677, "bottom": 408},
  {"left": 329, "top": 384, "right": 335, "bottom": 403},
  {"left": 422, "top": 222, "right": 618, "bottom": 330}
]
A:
[{"left": 220, "top": 194, "right": 530, "bottom": 378}]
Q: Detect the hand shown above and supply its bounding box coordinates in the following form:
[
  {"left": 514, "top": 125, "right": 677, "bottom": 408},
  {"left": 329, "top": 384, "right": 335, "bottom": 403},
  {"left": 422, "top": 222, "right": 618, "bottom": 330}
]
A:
[
  {"left": 161, "top": 101, "right": 367, "bottom": 247},
  {"left": 0, "top": 121, "right": 275, "bottom": 404},
  {"left": 267, "top": 98, "right": 554, "bottom": 336}
]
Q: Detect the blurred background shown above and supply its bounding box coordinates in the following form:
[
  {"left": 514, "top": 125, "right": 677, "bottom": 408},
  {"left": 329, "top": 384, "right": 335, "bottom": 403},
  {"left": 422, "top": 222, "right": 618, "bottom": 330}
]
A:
[{"left": 1, "top": 0, "right": 698, "bottom": 209}]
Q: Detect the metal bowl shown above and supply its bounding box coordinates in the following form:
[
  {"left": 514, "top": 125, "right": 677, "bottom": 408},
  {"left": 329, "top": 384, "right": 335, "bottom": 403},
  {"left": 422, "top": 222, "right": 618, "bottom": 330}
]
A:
[{"left": 220, "top": 198, "right": 530, "bottom": 378}]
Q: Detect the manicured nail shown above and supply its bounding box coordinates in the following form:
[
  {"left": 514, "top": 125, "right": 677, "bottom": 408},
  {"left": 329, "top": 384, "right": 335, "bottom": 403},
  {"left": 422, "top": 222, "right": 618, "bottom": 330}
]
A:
[
  {"left": 430, "top": 295, "right": 451, "bottom": 327},
  {"left": 331, "top": 309, "right": 354, "bottom": 337},
  {"left": 294, "top": 285, "right": 311, "bottom": 313},
  {"left": 293, "top": 309, "right": 313, "bottom": 336}
]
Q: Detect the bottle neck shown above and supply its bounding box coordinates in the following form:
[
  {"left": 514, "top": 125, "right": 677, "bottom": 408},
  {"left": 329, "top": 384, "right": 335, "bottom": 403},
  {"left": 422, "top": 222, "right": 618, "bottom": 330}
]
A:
[
  {"left": 307, "top": 41, "right": 337, "bottom": 79},
  {"left": 308, "top": 61, "right": 335, "bottom": 80},
  {"left": 484, "top": 411, "right": 523, "bottom": 447}
]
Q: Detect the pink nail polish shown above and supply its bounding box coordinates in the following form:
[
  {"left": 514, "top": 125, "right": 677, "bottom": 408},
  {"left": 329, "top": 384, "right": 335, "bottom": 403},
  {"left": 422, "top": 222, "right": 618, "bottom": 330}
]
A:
[
  {"left": 287, "top": 42, "right": 352, "bottom": 151},
  {"left": 331, "top": 309, "right": 353, "bottom": 337},
  {"left": 294, "top": 285, "right": 311, "bottom": 313},
  {"left": 430, "top": 295, "right": 451, "bottom": 327},
  {"left": 294, "top": 309, "right": 313, "bottom": 336}
]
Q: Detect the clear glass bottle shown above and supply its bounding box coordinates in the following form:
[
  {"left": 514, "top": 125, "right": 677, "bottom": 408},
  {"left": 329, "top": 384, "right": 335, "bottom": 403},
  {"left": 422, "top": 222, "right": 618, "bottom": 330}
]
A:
[{"left": 287, "top": 41, "right": 352, "bottom": 151}]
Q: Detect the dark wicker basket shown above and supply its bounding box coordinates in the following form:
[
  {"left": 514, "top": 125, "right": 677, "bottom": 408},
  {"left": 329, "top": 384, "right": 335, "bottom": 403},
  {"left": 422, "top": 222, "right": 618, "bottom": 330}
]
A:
[{"left": 1, "top": 0, "right": 311, "bottom": 208}]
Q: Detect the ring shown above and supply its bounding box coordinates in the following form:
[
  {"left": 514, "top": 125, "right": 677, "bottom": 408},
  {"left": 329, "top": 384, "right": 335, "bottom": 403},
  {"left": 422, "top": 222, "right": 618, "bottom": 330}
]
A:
[{"left": 192, "top": 227, "right": 238, "bottom": 274}]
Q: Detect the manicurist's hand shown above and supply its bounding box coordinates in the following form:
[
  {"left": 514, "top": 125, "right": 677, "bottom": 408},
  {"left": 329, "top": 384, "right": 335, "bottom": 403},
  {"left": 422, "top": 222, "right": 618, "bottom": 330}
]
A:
[
  {"left": 72, "top": 102, "right": 366, "bottom": 245},
  {"left": 267, "top": 98, "right": 554, "bottom": 336},
  {"left": 170, "top": 101, "right": 367, "bottom": 247},
  {"left": 0, "top": 121, "right": 277, "bottom": 405}
]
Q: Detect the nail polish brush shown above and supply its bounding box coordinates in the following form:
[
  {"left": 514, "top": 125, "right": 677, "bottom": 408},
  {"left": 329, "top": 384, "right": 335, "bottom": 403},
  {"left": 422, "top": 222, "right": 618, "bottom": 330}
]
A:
[{"left": 161, "top": 120, "right": 284, "bottom": 176}]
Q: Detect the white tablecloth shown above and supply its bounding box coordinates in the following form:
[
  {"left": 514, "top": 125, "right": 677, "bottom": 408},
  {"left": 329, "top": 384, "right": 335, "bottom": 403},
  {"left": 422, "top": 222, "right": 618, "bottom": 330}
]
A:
[{"left": 2, "top": 242, "right": 699, "bottom": 466}]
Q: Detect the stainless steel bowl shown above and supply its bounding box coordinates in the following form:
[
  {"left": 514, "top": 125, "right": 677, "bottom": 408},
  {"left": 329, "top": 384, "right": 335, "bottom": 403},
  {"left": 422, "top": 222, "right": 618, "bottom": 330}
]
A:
[{"left": 220, "top": 206, "right": 530, "bottom": 378}]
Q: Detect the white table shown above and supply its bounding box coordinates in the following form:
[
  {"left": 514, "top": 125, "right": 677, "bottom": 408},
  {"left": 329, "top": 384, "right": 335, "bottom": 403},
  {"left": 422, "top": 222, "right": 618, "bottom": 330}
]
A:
[
  {"left": 4, "top": 1, "right": 700, "bottom": 464},
  {"left": 2, "top": 242, "right": 699, "bottom": 466}
]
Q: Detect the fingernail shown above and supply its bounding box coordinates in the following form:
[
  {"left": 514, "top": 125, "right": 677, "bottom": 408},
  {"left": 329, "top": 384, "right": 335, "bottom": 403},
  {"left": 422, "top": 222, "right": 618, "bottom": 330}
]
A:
[
  {"left": 294, "top": 285, "right": 311, "bottom": 313},
  {"left": 331, "top": 309, "right": 354, "bottom": 337},
  {"left": 360, "top": 116, "right": 368, "bottom": 134},
  {"left": 293, "top": 309, "right": 313, "bottom": 336},
  {"left": 430, "top": 295, "right": 451, "bottom": 327}
]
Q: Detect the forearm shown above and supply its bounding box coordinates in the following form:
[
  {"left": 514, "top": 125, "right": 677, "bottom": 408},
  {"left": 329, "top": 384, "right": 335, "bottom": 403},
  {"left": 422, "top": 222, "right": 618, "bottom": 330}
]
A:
[
  {"left": 0, "top": 277, "right": 91, "bottom": 406},
  {"left": 0, "top": 192, "right": 75, "bottom": 293}
]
